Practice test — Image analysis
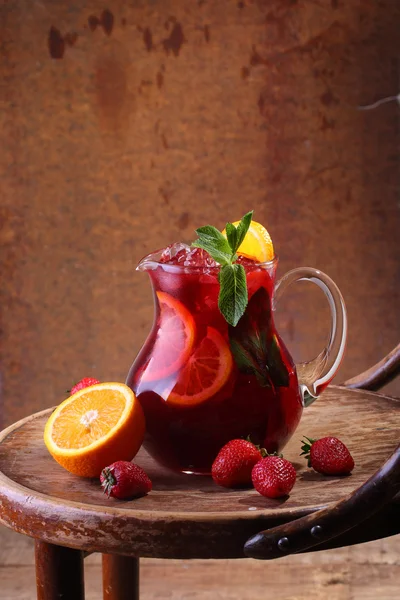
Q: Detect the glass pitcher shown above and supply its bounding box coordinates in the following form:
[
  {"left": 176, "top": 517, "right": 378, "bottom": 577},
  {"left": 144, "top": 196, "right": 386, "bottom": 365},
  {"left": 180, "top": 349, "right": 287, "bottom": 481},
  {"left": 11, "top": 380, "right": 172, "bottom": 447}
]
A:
[{"left": 126, "top": 250, "right": 347, "bottom": 474}]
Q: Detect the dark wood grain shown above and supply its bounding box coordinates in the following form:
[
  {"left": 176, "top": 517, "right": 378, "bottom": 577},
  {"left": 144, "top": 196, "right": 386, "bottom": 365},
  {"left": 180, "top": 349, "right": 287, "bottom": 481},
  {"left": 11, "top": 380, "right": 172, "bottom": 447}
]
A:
[
  {"left": 0, "top": 387, "right": 398, "bottom": 559},
  {"left": 344, "top": 343, "right": 400, "bottom": 392},
  {"left": 102, "top": 554, "right": 139, "bottom": 600},
  {"left": 35, "top": 540, "right": 84, "bottom": 600}
]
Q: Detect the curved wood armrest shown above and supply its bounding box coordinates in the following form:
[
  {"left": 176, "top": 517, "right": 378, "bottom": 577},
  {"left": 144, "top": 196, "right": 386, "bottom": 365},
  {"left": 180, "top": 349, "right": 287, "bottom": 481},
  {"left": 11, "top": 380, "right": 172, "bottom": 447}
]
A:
[
  {"left": 244, "top": 445, "right": 400, "bottom": 560},
  {"left": 343, "top": 343, "right": 400, "bottom": 391}
]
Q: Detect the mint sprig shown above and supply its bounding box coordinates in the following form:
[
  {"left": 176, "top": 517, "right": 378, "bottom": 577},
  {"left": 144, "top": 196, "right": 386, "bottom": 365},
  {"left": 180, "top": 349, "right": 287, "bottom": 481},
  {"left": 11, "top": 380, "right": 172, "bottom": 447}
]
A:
[{"left": 192, "top": 211, "right": 253, "bottom": 326}]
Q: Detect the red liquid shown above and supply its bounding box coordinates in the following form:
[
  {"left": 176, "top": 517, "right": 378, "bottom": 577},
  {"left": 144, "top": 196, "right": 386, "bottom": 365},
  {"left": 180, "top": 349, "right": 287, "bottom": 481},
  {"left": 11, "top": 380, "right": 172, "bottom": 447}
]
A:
[{"left": 126, "top": 247, "right": 303, "bottom": 474}]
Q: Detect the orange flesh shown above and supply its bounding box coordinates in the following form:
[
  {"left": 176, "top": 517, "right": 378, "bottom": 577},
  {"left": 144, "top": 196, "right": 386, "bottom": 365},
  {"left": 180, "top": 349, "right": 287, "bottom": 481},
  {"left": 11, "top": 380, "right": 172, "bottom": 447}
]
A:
[
  {"left": 175, "top": 338, "right": 221, "bottom": 394},
  {"left": 169, "top": 328, "right": 233, "bottom": 405},
  {"left": 143, "top": 292, "right": 195, "bottom": 381},
  {"left": 222, "top": 220, "right": 274, "bottom": 262},
  {"left": 51, "top": 389, "right": 127, "bottom": 449},
  {"left": 153, "top": 302, "right": 192, "bottom": 368}
]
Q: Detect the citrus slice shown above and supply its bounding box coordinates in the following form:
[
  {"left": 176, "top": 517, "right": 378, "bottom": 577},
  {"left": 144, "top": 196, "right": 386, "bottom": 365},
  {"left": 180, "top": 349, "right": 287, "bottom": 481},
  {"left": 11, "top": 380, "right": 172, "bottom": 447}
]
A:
[
  {"left": 222, "top": 220, "right": 274, "bottom": 262},
  {"left": 168, "top": 327, "right": 233, "bottom": 406},
  {"left": 142, "top": 291, "right": 196, "bottom": 382},
  {"left": 44, "top": 382, "right": 145, "bottom": 477}
]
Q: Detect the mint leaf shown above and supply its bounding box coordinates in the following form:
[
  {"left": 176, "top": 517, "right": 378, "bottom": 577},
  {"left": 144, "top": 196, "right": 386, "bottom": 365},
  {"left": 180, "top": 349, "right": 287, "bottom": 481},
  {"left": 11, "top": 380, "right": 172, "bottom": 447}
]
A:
[
  {"left": 230, "top": 330, "right": 273, "bottom": 388},
  {"left": 218, "top": 263, "right": 248, "bottom": 326},
  {"left": 225, "top": 222, "right": 238, "bottom": 254},
  {"left": 192, "top": 240, "right": 232, "bottom": 265},
  {"left": 267, "top": 333, "right": 290, "bottom": 387},
  {"left": 194, "top": 225, "right": 232, "bottom": 255},
  {"left": 234, "top": 211, "right": 253, "bottom": 252},
  {"left": 228, "top": 288, "right": 290, "bottom": 387},
  {"left": 230, "top": 338, "right": 271, "bottom": 388},
  {"left": 229, "top": 338, "right": 255, "bottom": 372}
]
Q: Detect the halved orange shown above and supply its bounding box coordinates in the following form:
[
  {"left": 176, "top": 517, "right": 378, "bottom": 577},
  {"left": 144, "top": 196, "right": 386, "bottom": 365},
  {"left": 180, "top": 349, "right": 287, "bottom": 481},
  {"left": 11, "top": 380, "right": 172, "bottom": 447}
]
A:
[
  {"left": 142, "top": 291, "right": 196, "bottom": 382},
  {"left": 222, "top": 220, "right": 274, "bottom": 262},
  {"left": 44, "top": 382, "right": 145, "bottom": 477},
  {"left": 168, "top": 327, "right": 233, "bottom": 406}
]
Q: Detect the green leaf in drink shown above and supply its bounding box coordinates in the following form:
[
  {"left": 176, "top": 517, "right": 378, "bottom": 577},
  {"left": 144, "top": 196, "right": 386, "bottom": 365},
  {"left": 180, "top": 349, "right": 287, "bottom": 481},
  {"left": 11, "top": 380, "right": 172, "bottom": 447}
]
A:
[{"left": 228, "top": 287, "right": 290, "bottom": 388}]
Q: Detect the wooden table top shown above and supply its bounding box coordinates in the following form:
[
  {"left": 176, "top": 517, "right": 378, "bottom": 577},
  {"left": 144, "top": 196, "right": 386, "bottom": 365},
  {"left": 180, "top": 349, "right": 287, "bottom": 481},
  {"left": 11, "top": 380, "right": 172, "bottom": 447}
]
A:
[{"left": 0, "top": 386, "right": 398, "bottom": 559}]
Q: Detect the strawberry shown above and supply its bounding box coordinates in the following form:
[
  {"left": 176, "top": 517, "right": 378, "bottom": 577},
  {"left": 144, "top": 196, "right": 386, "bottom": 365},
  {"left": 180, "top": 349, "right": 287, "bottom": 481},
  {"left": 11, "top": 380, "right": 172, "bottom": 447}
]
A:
[
  {"left": 211, "top": 439, "right": 263, "bottom": 488},
  {"left": 100, "top": 461, "right": 152, "bottom": 499},
  {"left": 301, "top": 436, "right": 354, "bottom": 475},
  {"left": 251, "top": 456, "right": 296, "bottom": 498},
  {"left": 69, "top": 377, "right": 100, "bottom": 395}
]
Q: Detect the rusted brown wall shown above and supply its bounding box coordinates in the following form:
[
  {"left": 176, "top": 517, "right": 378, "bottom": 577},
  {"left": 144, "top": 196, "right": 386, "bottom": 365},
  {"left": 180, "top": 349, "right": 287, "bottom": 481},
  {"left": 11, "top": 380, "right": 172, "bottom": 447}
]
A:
[{"left": 1, "top": 0, "right": 399, "bottom": 426}]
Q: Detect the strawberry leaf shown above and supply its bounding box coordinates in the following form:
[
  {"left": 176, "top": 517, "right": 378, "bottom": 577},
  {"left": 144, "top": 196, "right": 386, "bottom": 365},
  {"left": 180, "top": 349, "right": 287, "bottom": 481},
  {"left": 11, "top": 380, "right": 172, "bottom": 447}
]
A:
[{"left": 300, "top": 437, "right": 316, "bottom": 467}]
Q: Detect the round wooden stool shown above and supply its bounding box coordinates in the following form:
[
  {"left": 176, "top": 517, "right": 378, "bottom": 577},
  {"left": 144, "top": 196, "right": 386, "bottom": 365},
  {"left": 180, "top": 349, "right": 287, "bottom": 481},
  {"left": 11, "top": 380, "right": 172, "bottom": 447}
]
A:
[{"left": 0, "top": 384, "right": 398, "bottom": 599}]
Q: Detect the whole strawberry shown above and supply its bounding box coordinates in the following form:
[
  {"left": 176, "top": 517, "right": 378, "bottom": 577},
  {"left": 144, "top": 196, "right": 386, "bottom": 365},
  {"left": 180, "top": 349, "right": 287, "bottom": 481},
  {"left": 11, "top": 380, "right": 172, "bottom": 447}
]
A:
[
  {"left": 100, "top": 461, "right": 152, "bottom": 499},
  {"left": 69, "top": 377, "right": 100, "bottom": 395},
  {"left": 212, "top": 439, "right": 263, "bottom": 488},
  {"left": 301, "top": 436, "right": 354, "bottom": 475},
  {"left": 252, "top": 456, "right": 296, "bottom": 498}
]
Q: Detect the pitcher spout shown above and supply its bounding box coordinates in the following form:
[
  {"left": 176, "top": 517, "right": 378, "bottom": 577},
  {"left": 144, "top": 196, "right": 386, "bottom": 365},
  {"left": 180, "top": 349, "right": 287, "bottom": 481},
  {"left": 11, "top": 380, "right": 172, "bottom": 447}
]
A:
[
  {"left": 137, "top": 243, "right": 193, "bottom": 272},
  {"left": 136, "top": 249, "right": 165, "bottom": 272}
]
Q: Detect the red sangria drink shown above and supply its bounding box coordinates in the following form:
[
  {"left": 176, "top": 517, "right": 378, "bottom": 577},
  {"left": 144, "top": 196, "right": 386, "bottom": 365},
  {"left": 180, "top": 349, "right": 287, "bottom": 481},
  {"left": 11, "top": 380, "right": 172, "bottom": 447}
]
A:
[{"left": 126, "top": 215, "right": 347, "bottom": 474}]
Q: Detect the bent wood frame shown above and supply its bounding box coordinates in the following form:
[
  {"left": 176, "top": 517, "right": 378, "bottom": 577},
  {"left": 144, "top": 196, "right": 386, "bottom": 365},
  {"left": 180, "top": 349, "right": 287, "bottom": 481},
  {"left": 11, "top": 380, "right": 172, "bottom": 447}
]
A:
[{"left": 245, "top": 344, "right": 400, "bottom": 559}]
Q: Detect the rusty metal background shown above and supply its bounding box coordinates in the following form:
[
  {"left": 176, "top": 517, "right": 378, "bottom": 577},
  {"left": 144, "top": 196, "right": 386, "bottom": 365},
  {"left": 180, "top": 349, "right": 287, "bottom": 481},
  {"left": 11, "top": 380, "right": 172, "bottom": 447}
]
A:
[{"left": 1, "top": 0, "right": 399, "bottom": 425}]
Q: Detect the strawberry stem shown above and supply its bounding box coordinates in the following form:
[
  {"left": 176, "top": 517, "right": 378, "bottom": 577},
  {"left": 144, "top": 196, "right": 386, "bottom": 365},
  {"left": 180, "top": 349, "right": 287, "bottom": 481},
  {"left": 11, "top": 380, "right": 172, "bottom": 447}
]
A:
[
  {"left": 246, "top": 435, "right": 267, "bottom": 456},
  {"left": 246, "top": 435, "right": 282, "bottom": 458},
  {"left": 300, "top": 436, "right": 317, "bottom": 468}
]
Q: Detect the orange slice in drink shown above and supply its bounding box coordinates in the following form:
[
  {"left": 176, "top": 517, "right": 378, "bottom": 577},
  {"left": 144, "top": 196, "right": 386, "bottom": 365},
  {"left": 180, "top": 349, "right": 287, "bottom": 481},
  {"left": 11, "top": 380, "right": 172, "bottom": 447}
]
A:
[
  {"left": 142, "top": 292, "right": 196, "bottom": 382},
  {"left": 44, "top": 382, "right": 145, "bottom": 477},
  {"left": 222, "top": 220, "right": 274, "bottom": 262},
  {"left": 168, "top": 327, "right": 233, "bottom": 406}
]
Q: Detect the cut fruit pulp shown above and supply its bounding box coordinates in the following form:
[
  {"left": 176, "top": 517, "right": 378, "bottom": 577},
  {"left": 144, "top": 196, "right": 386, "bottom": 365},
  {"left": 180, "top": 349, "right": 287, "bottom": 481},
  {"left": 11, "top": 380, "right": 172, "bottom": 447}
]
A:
[
  {"left": 142, "top": 291, "right": 196, "bottom": 382},
  {"left": 44, "top": 382, "right": 145, "bottom": 477},
  {"left": 168, "top": 326, "right": 233, "bottom": 406},
  {"left": 222, "top": 220, "right": 274, "bottom": 263}
]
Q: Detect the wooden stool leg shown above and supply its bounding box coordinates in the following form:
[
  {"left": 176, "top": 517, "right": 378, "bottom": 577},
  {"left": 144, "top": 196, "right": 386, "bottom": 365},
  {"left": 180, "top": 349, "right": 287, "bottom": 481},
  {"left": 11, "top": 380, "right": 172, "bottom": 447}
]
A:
[
  {"left": 102, "top": 554, "right": 139, "bottom": 600},
  {"left": 35, "top": 540, "right": 84, "bottom": 600}
]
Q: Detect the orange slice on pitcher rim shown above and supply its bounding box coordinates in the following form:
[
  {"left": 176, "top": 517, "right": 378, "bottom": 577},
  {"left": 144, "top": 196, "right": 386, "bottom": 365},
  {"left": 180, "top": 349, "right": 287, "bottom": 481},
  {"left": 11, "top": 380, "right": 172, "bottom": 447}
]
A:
[
  {"left": 222, "top": 220, "right": 274, "bottom": 263},
  {"left": 142, "top": 292, "right": 196, "bottom": 382},
  {"left": 44, "top": 382, "right": 145, "bottom": 477},
  {"left": 168, "top": 327, "right": 233, "bottom": 406}
]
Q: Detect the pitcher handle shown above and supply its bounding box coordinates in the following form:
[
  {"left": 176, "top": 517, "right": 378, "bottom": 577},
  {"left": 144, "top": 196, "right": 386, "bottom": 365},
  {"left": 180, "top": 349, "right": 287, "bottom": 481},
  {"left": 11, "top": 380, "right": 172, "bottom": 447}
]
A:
[{"left": 273, "top": 268, "right": 347, "bottom": 407}]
